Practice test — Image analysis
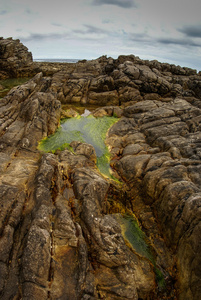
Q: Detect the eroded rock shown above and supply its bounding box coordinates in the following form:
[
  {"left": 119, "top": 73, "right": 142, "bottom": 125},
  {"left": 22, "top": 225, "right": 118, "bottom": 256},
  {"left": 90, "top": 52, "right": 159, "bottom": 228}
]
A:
[
  {"left": 107, "top": 98, "right": 201, "bottom": 299},
  {"left": 0, "top": 39, "right": 201, "bottom": 299},
  {"left": 0, "top": 38, "right": 33, "bottom": 78}
]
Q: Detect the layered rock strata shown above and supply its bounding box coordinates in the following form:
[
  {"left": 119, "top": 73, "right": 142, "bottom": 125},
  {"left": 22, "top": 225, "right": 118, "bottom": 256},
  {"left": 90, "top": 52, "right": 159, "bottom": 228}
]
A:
[
  {"left": 103, "top": 97, "right": 201, "bottom": 299},
  {"left": 0, "top": 38, "right": 33, "bottom": 79},
  {"left": 0, "top": 38, "right": 201, "bottom": 299},
  {"left": 92, "top": 99, "right": 201, "bottom": 300},
  {"left": 46, "top": 55, "right": 201, "bottom": 105},
  {"left": 1, "top": 37, "right": 201, "bottom": 100},
  {"left": 0, "top": 74, "right": 159, "bottom": 299}
]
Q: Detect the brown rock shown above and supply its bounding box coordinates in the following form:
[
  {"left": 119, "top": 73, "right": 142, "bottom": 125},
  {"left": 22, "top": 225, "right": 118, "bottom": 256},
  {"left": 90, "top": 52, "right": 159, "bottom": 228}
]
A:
[{"left": 1, "top": 38, "right": 201, "bottom": 300}]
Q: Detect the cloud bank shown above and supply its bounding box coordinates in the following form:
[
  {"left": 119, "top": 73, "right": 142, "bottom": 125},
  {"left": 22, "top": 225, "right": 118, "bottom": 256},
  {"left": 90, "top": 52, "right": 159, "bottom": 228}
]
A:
[
  {"left": 1, "top": 0, "right": 201, "bottom": 70},
  {"left": 178, "top": 25, "right": 201, "bottom": 38},
  {"left": 92, "top": 0, "right": 137, "bottom": 8}
]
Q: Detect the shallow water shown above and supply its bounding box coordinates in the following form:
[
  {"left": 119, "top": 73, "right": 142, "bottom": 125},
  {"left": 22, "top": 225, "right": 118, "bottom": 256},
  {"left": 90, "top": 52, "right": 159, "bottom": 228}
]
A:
[
  {"left": 38, "top": 115, "right": 118, "bottom": 178},
  {"left": 116, "top": 213, "right": 154, "bottom": 262},
  {"left": 115, "top": 213, "right": 165, "bottom": 288},
  {"left": 38, "top": 109, "right": 166, "bottom": 288}
]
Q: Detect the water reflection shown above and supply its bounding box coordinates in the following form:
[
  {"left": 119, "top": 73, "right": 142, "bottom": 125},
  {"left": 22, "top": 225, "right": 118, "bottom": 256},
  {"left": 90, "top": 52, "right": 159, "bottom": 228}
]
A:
[{"left": 39, "top": 115, "right": 118, "bottom": 179}]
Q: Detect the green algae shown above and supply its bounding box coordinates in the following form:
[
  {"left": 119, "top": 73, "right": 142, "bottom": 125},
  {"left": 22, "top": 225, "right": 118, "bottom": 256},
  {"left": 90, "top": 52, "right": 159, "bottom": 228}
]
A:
[
  {"left": 0, "top": 77, "right": 30, "bottom": 98},
  {"left": 116, "top": 213, "right": 154, "bottom": 262},
  {"left": 38, "top": 111, "right": 166, "bottom": 289},
  {"left": 38, "top": 115, "right": 118, "bottom": 178},
  {"left": 155, "top": 268, "right": 166, "bottom": 290},
  {"left": 116, "top": 213, "right": 166, "bottom": 289},
  {"left": 38, "top": 127, "right": 84, "bottom": 153}
]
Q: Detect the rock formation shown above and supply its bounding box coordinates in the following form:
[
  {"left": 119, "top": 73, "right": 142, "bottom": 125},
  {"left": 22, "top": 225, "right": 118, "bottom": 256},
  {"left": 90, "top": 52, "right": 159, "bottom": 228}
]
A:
[
  {"left": 107, "top": 98, "right": 201, "bottom": 299},
  {"left": 0, "top": 38, "right": 74, "bottom": 79},
  {"left": 0, "top": 38, "right": 201, "bottom": 299},
  {"left": 0, "top": 37, "right": 33, "bottom": 79},
  {"left": 45, "top": 54, "right": 201, "bottom": 104}
]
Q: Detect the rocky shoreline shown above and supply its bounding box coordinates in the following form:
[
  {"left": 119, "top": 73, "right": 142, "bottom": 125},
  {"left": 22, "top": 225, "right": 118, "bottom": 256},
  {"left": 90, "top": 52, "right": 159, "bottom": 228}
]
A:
[{"left": 0, "top": 37, "right": 201, "bottom": 299}]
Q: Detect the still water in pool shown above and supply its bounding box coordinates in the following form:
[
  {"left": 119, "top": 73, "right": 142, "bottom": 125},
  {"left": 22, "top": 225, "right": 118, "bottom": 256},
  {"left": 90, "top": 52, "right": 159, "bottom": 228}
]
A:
[{"left": 38, "top": 114, "right": 118, "bottom": 178}]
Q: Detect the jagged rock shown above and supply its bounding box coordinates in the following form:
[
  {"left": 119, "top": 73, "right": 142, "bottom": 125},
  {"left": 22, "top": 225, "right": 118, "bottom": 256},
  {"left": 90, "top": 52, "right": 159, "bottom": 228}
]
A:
[
  {"left": 30, "top": 49, "right": 201, "bottom": 105},
  {"left": 107, "top": 98, "right": 201, "bottom": 300},
  {"left": 72, "top": 167, "right": 155, "bottom": 299},
  {"left": 71, "top": 141, "right": 97, "bottom": 164},
  {"left": 0, "top": 38, "right": 33, "bottom": 78},
  {"left": 0, "top": 38, "right": 201, "bottom": 299},
  {"left": 92, "top": 106, "right": 123, "bottom": 118},
  {"left": 0, "top": 75, "right": 163, "bottom": 299},
  {"left": 1, "top": 37, "right": 201, "bottom": 101},
  {"left": 61, "top": 107, "right": 79, "bottom": 118},
  {"left": 0, "top": 73, "right": 61, "bottom": 152}
]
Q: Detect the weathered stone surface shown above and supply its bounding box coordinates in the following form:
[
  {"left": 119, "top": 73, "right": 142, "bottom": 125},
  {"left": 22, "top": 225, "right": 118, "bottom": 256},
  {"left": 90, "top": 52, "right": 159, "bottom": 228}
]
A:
[
  {"left": 0, "top": 74, "right": 163, "bottom": 299},
  {"left": 61, "top": 107, "right": 79, "bottom": 118},
  {"left": 1, "top": 37, "right": 201, "bottom": 102},
  {"left": 1, "top": 38, "right": 201, "bottom": 299},
  {"left": 0, "top": 38, "right": 33, "bottom": 78},
  {"left": 71, "top": 167, "right": 155, "bottom": 299},
  {"left": 107, "top": 98, "right": 201, "bottom": 300},
  {"left": 92, "top": 106, "right": 123, "bottom": 118}
]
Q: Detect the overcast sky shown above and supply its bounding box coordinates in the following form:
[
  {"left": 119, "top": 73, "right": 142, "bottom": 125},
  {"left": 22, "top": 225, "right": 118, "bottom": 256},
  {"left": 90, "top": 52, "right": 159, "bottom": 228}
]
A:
[{"left": 1, "top": 0, "right": 201, "bottom": 71}]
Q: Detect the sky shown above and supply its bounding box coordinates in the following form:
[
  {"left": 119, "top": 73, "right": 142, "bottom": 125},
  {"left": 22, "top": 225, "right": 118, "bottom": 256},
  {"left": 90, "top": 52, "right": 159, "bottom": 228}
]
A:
[{"left": 1, "top": 0, "right": 201, "bottom": 71}]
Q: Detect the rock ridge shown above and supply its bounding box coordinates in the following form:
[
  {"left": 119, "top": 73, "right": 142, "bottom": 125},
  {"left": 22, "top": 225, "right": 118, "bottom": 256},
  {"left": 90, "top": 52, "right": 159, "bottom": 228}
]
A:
[{"left": 0, "top": 38, "right": 201, "bottom": 299}]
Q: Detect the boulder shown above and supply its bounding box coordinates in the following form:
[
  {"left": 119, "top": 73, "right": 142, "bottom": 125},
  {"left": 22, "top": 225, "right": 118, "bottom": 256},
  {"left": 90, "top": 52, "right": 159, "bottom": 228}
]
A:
[{"left": 0, "top": 38, "right": 33, "bottom": 78}]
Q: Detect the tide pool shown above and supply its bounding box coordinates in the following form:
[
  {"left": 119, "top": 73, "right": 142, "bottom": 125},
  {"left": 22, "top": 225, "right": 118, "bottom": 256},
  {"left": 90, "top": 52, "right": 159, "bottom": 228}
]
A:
[{"left": 38, "top": 115, "right": 118, "bottom": 178}]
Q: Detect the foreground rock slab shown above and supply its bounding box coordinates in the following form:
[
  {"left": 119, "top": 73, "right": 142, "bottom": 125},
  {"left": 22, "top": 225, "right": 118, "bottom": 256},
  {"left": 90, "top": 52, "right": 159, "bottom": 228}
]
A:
[
  {"left": 106, "top": 98, "right": 201, "bottom": 299},
  {"left": 0, "top": 75, "right": 158, "bottom": 299}
]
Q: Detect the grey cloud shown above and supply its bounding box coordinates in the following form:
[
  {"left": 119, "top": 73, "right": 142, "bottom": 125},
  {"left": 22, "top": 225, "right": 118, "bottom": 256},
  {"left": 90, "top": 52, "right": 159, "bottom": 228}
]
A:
[
  {"left": 92, "top": 0, "right": 137, "bottom": 8},
  {"left": 74, "top": 24, "right": 109, "bottom": 35},
  {"left": 158, "top": 37, "right": 200, "bottom": 47},
  {"left": 19, "top": 25, "right": 110, "bottom": 44},
  {"left": 129, "top": 32, "right": 151, "bottom": 43},
  {"left": 128, "top": 31, "right": 201, "bottom": 50},
  {"left": 102, "top": 19, "right": 112, "bottom": 24},
  {"left": 19, "top": 32, "right": 70, "bottom": 42},
  {"left": 51, "top": 22, "right": 63, "bottom": 27},
  {"left": 0, "top": 10, "right": 8, "bottom": 15},
  {"left": 178, "top": 25, "right": 201, "bottom": 38},
  {"left": 25, "top": 9, "right": 32, "bottom": 14},
  {"left": 25, "top": 8, "right": 38, "bottom": 16}
]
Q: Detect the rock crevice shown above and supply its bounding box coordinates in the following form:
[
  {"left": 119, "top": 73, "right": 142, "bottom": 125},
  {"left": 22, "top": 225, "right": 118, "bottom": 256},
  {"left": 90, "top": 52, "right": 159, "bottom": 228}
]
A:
[{"left": 0, "top": 38, "right": 201, "bottom": 299}]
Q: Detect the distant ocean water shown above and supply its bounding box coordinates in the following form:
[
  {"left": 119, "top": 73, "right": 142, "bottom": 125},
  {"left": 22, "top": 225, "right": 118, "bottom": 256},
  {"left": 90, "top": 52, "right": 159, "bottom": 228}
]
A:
[{"left": 34, "top": 58, "right": 80, "bottom": 63}]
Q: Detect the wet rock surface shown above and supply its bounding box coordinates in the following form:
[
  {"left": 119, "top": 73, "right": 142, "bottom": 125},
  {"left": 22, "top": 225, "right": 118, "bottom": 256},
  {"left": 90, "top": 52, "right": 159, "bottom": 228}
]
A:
[
  {"left": 0, "top": 38, "right": 201, "bottom": 299},
  {"left": 107, "top": 98, "right": 201, "bottom": 300}
]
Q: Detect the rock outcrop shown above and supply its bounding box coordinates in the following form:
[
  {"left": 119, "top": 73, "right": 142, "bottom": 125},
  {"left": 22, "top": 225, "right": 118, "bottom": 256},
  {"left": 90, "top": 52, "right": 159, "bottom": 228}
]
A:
[
  {"left": 0, "top": 38, "right": 75, "bottom": 79},
  {"left": 0, "top": 37, "right": 33, "bottom": 79},
  {"left": 1, "top": 38, "right": 201, "bottom": 99},
  {"left": 45, "top": 54, "right": 201, "bottom": 104},
  {"left": 0, "top": 74, "right": 161, "bottom": 299},
  {"left": 106, "top": 97, "right": 201, "bottom": 299},
  {"left": 0, "top": 38, "right": 201, "bottom": 299}
]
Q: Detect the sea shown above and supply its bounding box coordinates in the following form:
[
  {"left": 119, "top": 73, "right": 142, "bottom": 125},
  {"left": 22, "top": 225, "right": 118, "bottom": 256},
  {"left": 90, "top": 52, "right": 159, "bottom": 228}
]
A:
[{"left": 34, "top": 58, "right": 80, "bottom": 63}]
